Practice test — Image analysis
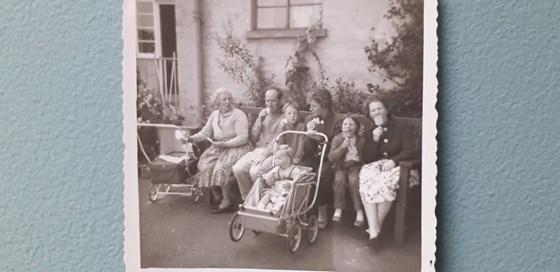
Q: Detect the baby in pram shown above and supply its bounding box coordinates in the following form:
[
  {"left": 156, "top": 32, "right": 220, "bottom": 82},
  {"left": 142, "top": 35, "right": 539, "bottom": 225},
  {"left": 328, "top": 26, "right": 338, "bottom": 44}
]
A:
[{"left": 256, "top": 145, "right": 303, "bottom": 214}]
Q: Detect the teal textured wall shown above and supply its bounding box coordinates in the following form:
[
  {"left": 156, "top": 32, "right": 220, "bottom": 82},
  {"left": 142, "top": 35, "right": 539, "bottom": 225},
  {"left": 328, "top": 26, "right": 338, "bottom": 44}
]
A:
[
  {"left": 437, "top": 1, "right": 560, "bottom": 271},
  {"left": 1, "top": 0, "right": 559, "bottom": 271},
  {"left": 1, "top": 1, "right": 123, "bottom": 271}
]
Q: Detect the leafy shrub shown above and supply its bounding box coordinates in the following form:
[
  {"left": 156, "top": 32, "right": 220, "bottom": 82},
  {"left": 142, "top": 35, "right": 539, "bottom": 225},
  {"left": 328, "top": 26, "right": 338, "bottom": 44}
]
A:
[
  {"left": 285, "top": 22, "right": 373, "bottom": 115},
  {"left": 214, "top": 19, "right": 274, "bottom": 107},
  {"left": 137, "top": 70, "right": 184, "bottom": 163},
  {"left": 137, "top": 71, "right": 184, "bottom": 125},
  {"left": 332, "top": 78, "right": 371, "bottom": 114},
  {"left": 364, "top": 0, "right": 423, "bottom": 117}
]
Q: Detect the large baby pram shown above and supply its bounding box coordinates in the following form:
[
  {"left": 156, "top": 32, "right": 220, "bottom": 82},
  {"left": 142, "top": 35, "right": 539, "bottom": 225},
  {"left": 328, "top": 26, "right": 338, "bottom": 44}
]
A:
[{"left": 228, "top": 131, "right": 328, "bottom": 253}]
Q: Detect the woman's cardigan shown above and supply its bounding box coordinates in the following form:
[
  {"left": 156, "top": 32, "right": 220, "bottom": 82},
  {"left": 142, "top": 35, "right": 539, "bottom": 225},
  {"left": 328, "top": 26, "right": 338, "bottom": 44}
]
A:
[{"left": 189, "top": 108, "right": 249, "bottom": 147}]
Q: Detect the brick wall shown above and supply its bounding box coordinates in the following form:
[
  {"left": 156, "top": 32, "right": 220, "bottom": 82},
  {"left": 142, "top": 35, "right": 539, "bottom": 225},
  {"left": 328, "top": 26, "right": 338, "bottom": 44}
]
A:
[
  {"left": 175, "top": 0, "right": 200, "bottom": 127},
  {"left": 173, "top": 0, "right": 396, "bottom": 126},
  {"left": 200, "top": 0, "right": 253, "bottom": 105}
]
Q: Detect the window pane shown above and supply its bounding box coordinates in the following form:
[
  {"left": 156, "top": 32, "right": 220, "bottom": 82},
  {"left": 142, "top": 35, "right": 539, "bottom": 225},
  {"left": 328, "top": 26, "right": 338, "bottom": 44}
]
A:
[
  {"left": 139, "top": 42, "right": 155, "bottom": 53},
  {"left": 257, "top": 0, "right": 287, "bottom": 7},
  {"left": 290, "top": 0, "right": 321, "bottom": 5},
  {"left": 138, "top": 29, "right": 154, "bottom": 41},
  {"left": 137, "top": 1, "right": 153, "bottom": 13},
  {"left": 290, "top": 5, "right": 321, "bottom": 28},
  {"left": 257, "top": 7, "right": 287, "bottom": 29},
  {"left": 137, "top": 14, "right": 154, "bottom": 27}
]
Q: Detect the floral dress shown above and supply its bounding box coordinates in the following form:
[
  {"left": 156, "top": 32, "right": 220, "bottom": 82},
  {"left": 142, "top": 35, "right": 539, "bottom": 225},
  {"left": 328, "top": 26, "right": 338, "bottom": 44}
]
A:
[
  {"left": 359, "top": 160, "right": 419, "bottom": 203},
  {"left": 359, "top": 117, "right": 420, "bottom": 203},
  {"left": 190, "top": 108, "right": 252, "bottom": 188}
]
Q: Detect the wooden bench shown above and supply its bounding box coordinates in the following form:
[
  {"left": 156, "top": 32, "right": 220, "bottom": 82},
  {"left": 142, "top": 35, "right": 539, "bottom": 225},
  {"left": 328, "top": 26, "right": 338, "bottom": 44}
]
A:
[
  {"left": 392, "top": 117, "right": 421, "bottom": 245},
  {"left": 239, "top": 106, "right": 421, "bottom": 244}
]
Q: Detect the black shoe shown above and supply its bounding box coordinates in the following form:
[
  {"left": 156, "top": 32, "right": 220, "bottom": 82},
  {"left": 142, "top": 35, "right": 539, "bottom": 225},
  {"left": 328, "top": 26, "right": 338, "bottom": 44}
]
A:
[
  {"left": 211, "top": 204, "right": 234, "bottom": 214},
  {"left": 209, "top": 195, "right": 223, "bottom": 206}
]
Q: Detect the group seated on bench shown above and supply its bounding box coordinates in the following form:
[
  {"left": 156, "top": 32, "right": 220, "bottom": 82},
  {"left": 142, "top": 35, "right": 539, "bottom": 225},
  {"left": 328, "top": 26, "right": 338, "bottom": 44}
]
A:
[
  {"left": 188, "top": 87, "right": 421, "bottom": 245},
  {"left": 239, "top": 102, "right": 421, "bottom": 244}
]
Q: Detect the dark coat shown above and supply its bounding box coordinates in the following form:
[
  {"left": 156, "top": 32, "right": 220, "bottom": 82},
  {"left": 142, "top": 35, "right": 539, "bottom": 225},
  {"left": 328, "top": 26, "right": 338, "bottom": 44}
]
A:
[
  {"left": 300, "top": 111, "right": 342, "bottom": 163},
  {"left": 362, "top": 116, "right": 415, "bottom": 164},
  {"left": 328, "top": 134, "right": 366, "bottom": 169}
]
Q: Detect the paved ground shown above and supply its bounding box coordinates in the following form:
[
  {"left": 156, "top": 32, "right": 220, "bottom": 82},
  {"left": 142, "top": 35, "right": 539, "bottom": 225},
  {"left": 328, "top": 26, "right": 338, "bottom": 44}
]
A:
[{"left": 138, "top": 177, "right": 421, "bottom": 271}]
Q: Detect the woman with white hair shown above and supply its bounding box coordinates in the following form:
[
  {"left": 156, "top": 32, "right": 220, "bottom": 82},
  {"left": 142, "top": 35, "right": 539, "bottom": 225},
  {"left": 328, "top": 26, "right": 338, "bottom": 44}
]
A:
[{"left": 187, "top": 88, "right": 251, "bottom": 213}]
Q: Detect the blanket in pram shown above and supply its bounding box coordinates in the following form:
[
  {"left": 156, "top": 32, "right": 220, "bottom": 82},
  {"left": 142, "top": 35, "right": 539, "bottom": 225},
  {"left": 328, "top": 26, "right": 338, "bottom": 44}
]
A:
[{"left": 244, "top": 167, "right": 315, "bottom": 215}]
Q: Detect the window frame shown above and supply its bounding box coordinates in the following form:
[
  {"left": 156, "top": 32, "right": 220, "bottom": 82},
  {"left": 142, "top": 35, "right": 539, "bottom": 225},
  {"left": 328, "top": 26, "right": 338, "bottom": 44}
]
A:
[
  {"left": 136, "top": 0, "right": 174, "bottom": 59},
  {"left": 249, "top": 0, "right": 326, "bottom": 39}
]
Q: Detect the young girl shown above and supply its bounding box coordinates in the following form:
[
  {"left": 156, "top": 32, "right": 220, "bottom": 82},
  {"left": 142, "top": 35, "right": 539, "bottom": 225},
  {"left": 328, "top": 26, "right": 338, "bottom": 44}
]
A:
[
  {"left": 250, "top": 101, "right": 306, "bottom": 180},
  {"left": 278, "top": 102, "right": 306, "bottom": 164},
  {"left": 257, "top": 145, "right": 302, "bottom": 214},
  {"left": 327, "top": 115, "right": 366, "bottom": 226}
]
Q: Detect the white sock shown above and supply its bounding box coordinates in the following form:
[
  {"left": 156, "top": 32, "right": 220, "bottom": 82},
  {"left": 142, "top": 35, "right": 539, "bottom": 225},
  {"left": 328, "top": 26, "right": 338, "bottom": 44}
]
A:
[
  {"left": 334, "top": 209, "right": 342, "bottom": 217},
  {"left": 356, "top": 210, "right": 364, "bottom": 221},
  {"left": 367, "top": 227, "right": 380, "bottom": 239}
]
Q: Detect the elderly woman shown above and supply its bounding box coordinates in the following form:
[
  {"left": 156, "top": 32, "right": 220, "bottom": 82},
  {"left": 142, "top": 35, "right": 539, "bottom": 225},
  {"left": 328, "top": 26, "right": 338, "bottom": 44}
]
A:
[
  {"left": 187, "top": 88, "right": 252, "bottom": 213},
  {"left": 359, "top": 96, "right": 419, "bottom": 240},
  {"left": 300, "top": 88, "right": 342, "bottom": 229}
]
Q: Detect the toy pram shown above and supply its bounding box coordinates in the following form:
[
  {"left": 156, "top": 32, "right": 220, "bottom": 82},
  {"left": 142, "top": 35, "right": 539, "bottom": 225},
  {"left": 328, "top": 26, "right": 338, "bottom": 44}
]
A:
[
  {"left": 137, "top": 124, "right": 202, "bottom": 203},
  {"left": 229, "top": 130, "right": 328, "bottom": 253}
]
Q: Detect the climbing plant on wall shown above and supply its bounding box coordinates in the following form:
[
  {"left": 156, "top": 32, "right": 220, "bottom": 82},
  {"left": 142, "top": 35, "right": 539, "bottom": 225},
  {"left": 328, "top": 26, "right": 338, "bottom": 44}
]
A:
[
  {"left": 284, "top": 21, "right": 329, "bottom": 110},
  {"left": 214, "top": 18, "right": 274, "bottom": 108}
]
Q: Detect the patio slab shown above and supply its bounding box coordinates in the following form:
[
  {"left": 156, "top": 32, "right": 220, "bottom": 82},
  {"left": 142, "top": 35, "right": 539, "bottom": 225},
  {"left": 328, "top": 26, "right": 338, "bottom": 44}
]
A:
[{"left": 138, "top": 177, "right": 421, "bottom": 271}]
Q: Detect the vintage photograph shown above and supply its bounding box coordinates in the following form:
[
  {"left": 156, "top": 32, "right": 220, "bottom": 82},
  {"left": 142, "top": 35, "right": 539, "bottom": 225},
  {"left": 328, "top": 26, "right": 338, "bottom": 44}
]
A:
[{"left": 123, "top": 0, "right": 437, "bottom": 271}]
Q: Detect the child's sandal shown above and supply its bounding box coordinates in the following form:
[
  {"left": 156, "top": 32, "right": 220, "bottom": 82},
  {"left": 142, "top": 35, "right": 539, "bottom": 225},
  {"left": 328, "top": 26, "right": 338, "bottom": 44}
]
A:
[
  {"left": 354, "top": 219, "right": 365, "bottom": 227},
  {"left": 332, "top": 214, "right": 341, "bottom": 222}
]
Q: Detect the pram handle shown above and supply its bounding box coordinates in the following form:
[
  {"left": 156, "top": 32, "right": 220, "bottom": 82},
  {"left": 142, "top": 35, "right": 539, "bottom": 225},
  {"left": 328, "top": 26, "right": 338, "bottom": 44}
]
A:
[
  {"left": 273, "top": 130, "right": 328, "bottom": 142},
  {"left": 136, "top": 123, "right": 198, "bottom": 163},
  {"left": 272, "top": 130, "right": 328, "bottom": 211},
  {"left": 137, "top": 123, "right": 196, "bottom": 130}
]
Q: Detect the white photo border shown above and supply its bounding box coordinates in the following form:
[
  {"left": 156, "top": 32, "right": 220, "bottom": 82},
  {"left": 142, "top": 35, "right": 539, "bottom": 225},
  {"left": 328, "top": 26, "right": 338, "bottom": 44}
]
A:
[{"left": 123, "top": 0, "right": 438, "bottom": 270}]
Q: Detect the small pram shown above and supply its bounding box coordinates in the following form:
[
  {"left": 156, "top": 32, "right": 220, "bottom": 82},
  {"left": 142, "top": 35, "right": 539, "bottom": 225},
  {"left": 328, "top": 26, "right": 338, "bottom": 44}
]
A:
[
  {"left": 147, "top": 146, "right": 201, "bottom": 203},
  {"left": 228, "top": 130, "right": 328, "bottom": 253},
  {"left": 137, "top": 124, "right": 202, "bottom": 203}
]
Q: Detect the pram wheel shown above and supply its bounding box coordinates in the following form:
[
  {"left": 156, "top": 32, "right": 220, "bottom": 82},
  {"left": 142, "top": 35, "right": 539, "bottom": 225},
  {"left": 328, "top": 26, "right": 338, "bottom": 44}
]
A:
[
  {"left": 229, "top": 213, "right": 244, "bottom": 241},
  {"left": 306, "top": 214, "right": 318, "bottom": 244},
  {"left": 149, "top": 184, "right": 159, "bottom": 202},
  {"left": 287, "top": 223, "right": 302, "bottom": 253}
]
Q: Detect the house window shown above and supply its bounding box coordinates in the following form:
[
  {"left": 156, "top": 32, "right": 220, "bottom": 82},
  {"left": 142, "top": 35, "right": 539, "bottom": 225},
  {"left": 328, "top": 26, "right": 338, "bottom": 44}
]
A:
[
  {"left": 136, "top": 0, "right": 156, "bottom": 54},
  {"left": 254, "top": 0, "right": 322, "bottom": 30}
]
